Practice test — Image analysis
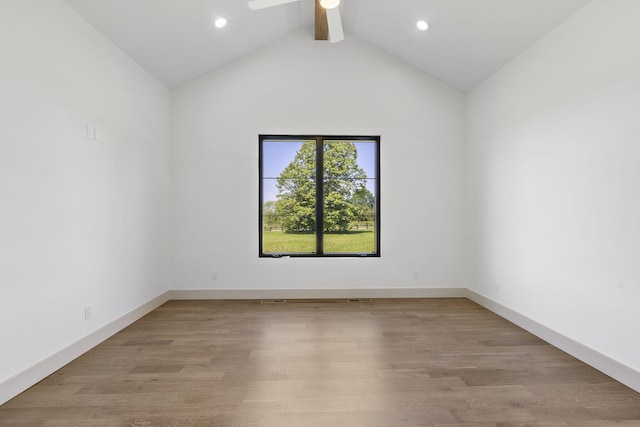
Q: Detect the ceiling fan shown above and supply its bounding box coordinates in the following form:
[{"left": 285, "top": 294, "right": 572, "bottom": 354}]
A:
[{"left": 248, "top": 0, "right": 344, "bottom": 43}]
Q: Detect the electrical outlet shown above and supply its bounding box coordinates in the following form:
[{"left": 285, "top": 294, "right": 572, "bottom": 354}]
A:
[
  {"left": 84, "top": 304, "right": 93, "bottom": 320},
  {"left": 211, "top": 271, "right": 219, "bottom": 280},
  {"left": 86, "top": 125, "right": 95, "bottom": 139},
  {"left": 413, "top": 269, "right": 419, "bottom": 279}
]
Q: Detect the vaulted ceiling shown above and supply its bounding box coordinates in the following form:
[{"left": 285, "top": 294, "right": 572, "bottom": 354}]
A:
[{"left": 62, "top": 0, "right": 590, "bottom": 92}]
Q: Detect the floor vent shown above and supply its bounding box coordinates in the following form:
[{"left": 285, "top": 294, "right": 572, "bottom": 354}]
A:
[
  {"left": 348, "top": 298, "right": 373, "bottom": 303},
  {"left": 260, "top": 299, "right": 286, "bottom": 304}
]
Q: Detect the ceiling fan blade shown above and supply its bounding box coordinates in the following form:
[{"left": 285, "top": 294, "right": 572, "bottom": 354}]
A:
[
  {"left": 326, "top": 6, "right": 344, "bottom": 43},
  {"left": 248, "top": 0, "right": 301, "bottom": 11}
]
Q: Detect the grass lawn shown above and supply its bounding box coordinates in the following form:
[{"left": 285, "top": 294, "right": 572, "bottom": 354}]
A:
[{"left": 262, "top": 229, "right": 375, "bottom": 254}]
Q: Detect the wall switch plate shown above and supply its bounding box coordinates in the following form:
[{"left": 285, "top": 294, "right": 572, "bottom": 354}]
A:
[
  {"left": 86, "top": 125, "right": 95, "bottom": 139},
  {"left": 84, "top": 304, "right": 93, "bottom": 320},
  {"left": 211, "top": 271, "right": 218, "bottom": 280}
]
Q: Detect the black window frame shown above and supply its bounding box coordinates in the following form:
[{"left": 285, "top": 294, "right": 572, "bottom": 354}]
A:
[{"left": 259, "top": 134, "right": 380, "bottom": 258}]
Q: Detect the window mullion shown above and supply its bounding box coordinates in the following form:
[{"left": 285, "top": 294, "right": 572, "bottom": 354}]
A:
[{"left": 315, "top": 137, "right": 324, "bottom": 255}]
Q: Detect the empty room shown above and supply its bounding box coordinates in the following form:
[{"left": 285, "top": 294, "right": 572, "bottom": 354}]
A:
[{"left": 1, "top": 0, "right": 639, "bottom": 425}]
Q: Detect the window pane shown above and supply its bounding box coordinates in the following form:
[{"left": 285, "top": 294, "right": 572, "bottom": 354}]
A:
[
  {"left": 323, "top": 140, "right": 378, "bottom": 254},
  {"left": 261, "top": 140, "right": 317, "bottom": 254},
  {"left": 324, "top": 185, "right": 377, "bottom": 253}
]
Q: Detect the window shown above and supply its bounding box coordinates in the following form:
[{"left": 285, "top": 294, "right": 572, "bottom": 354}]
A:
[{"left": 260, "top": 135, "right": 380, "bottom": 257}]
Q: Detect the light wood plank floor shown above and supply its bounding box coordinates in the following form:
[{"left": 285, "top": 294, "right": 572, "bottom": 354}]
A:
[{"left": 1, "top": 298, "right": 639, "bottom": 426}]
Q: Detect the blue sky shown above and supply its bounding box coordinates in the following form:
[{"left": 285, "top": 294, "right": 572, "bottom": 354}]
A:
[{"left": 262, "top": 140, "right": 377, "bottom": 203}]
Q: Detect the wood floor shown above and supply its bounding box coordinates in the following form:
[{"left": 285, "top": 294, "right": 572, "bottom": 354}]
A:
[{"left": 1, "top": 298, "right": 639, "bottom": 426}]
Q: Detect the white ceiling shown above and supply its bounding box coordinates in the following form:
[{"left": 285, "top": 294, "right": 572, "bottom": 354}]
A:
[{"left": 62, "top": 0, "right": 590, "bottom": 92}]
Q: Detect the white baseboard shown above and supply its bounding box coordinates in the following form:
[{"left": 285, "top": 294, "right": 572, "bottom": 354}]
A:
[
  {"left": 0, "top": 291, "right": 171, "bottom": 406},
  {"left": 466, "top": 289, "right": 640, "bottom": 393},
  {"left": 168, "top": 287, "right": 467, "bottom": 300}
]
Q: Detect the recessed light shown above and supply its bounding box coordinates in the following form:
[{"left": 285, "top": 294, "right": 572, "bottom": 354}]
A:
[
  {"left": 214, "top": 17, "right": 227, "bottom": 29},
  {"left": 417, "top": 20, "right": 429, "bottom": 31}
]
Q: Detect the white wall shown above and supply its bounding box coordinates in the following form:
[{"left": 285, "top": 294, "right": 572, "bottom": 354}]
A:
[
  {"left": 467, "top": 0, "right": 640, "bottom": 376},
  {"left": 171, "top": 29, "right": 466, "bottom": 293},
  {"left": 0, "top": 0, "right": 171, "bottom": 390}
]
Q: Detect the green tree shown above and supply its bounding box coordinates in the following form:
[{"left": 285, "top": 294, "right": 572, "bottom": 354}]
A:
[
  {"left": 275, "top": 141, "right": 367, "bottom": 232},
  {"left": 350, "top": 187, "right": 375, "bottom": 221},
  {"left": 262, "top": 200, "right": 278, "bottom": 229},
  {"left": 275, "top": 141, "right": 317, "bottom": 232}
]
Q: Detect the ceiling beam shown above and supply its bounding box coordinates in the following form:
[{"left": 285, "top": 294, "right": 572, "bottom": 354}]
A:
[{"left": 315, "top": 0, "right": 328, "bottom": 41}]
